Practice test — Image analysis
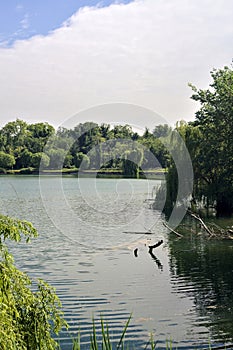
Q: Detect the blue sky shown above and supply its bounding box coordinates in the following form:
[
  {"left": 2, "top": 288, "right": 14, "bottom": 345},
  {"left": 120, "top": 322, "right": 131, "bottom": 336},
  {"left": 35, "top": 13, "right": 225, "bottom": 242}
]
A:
[
  {"left": 0, "top": 0, "right": 133, "bottom": 46},
  {"left": 0, "top": 0, "right": 232, "bottom": 129}
]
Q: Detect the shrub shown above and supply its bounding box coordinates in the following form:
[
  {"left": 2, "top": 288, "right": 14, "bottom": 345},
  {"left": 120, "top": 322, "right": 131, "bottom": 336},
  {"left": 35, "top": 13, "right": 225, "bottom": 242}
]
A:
[{"left": 0, "top": 214, "right": 67, "bottom": 350}]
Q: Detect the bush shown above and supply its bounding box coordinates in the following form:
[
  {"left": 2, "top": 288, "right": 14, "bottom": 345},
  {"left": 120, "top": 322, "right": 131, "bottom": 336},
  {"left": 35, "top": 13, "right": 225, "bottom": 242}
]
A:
[
  {"left": 0, "top": 214, "right": 67, "bottom": 350},
  {"left": 0, "top": 151, "right": 15, "bottom": 169}
]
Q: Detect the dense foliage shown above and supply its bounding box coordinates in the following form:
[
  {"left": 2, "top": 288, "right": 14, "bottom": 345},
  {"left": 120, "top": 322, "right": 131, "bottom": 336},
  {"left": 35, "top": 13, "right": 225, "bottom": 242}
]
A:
[
  {"left": 0, "top": 214, "right": 66, "bottom": 349},
  {"left": 0, "top": 120, "right": 170, "bottom": 176},
  {"left": 188, "top": 65, "right": 233, "bottom": 216},
  {"left": 162, "top": 64, "right": 233, "bottom": 217}
]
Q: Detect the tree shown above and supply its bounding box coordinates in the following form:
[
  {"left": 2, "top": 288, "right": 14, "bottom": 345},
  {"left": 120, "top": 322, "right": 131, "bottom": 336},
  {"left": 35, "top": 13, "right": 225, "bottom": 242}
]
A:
[
  {"left": 74, "top": 152, "right": 90, "bottom": 169},
  {"left": 0, "top": 214, "right": 66, "bottom": 349},
  {"left": 16, "top": 149, "right": 33, "bottom": 168},
  {"left": 26, "top": 123, "right": 55, "bottom": 153},
  {"left": 47, "top": 149, "right": 67, "bottom": 169},
  {"left": 0, "top": 151, "right": 15, "bottom": 169},
  {"left": 112, "top": 125, "right": 132, "bottom": 138},
  {"left": 0, "top": 119, "right": 28, "bottom": 153},
  {"left": 153, "top": 124, "right": 172, "bottom": 138},
  {"left": 31, "top": 152, "right": 50, "bottom": 169},
  {"left": 188, "top": 64, "right": 233, "bottom": 216},
  {"left": 140, "top": 133, "right": 170, "bottom": 169},
  {"left": 122, "top": 148, "right": 144, "bottom": 178},
  {"left": 154, "top": 126, "right": 192, "bottom": 216}
]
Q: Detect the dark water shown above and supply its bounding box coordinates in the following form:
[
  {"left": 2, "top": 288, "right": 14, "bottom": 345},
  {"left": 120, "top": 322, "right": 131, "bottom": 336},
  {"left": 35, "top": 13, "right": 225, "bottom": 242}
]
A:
[{"left": 1, "top": 176, "right": 233, "bottom": 349}]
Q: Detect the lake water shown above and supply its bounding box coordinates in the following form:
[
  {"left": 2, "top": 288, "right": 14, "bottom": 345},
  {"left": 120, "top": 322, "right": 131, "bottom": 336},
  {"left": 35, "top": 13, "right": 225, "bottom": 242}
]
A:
[{"left": 1, "top": 176, "right": 233, "bottom": 349}]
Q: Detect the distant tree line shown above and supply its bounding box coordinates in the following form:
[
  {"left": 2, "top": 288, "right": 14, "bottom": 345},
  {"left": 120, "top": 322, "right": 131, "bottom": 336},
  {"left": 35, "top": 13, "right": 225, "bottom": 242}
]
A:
[{"left": 0, "top": 119, "right": 171, "bottom": 177}]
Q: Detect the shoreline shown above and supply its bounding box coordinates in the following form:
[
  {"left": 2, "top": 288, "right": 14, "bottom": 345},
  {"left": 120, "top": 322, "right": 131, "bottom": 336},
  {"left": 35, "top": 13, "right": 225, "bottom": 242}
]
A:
[{"left": 0, "top": 168, "right": 166, "bottom": 180}]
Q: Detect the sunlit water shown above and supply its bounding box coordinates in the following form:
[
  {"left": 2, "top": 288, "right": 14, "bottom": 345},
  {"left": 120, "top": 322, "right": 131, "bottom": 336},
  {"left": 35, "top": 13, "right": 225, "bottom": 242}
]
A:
[{"left": 1, "top": 176, "right": 233, "bottom": 349}]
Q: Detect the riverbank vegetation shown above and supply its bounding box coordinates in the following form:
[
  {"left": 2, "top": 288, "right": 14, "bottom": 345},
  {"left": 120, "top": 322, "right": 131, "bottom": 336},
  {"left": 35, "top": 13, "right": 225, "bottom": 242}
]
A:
[
  {"left": 154, "top": 63, "right": 233, "bottom": 219},
  {"left": 0, "top": 119, "right": 170, "bottom": 178}
]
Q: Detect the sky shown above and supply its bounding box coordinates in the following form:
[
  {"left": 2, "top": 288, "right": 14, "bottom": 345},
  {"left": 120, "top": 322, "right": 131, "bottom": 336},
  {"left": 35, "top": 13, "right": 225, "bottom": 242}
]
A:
[{"left": 0, "top": 0, "right": 232, "bottom": 130}]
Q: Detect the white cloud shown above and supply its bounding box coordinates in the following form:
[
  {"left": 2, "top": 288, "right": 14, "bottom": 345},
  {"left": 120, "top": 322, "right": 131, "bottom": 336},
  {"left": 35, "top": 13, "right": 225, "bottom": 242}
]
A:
[
  {"left": 0, "top": 0, "right": 232, "bottom": 129},
  {"left": 20, "top": 13, "right": 30, "bottom": 30}
]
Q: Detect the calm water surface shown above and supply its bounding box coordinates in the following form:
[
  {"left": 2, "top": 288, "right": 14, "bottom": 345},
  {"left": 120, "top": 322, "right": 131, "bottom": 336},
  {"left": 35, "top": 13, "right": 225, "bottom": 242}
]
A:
[{"left": 1, "top": 176, "right": 233, "bottom": 349}]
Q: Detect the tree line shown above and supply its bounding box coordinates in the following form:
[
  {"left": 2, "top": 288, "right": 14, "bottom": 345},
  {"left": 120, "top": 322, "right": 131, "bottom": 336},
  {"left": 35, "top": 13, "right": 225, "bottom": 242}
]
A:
[{"left": 0, "top": 120, "right": 171, "bottom": 176}]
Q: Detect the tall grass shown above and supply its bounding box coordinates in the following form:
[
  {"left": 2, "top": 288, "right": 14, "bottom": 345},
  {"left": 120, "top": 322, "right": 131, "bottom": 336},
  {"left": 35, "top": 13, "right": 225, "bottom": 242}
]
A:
[
  {"left": 70, "top": 316, "right": 230, "bottom": 350},
  {"left": 72, "top": 315, "right": 131, "bottom": 350}
]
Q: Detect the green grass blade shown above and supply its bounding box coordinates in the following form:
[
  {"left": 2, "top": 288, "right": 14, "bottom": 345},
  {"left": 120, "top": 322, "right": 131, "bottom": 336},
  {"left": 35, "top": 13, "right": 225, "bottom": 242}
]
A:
[
  {"left": 106, "top": 323, "right": 112, "bottom": 350},
  {"left": 101, "top": 316, "right": 108, "bottom": 350},
  {"left": 72, "top": 331, "right": 81, "bottom": 350},
  {"left": 116, "top": 314, "right": 132, "bottom": 350},
  {"left": 90, "top": 316, "right": 98, "bottom": 350}
]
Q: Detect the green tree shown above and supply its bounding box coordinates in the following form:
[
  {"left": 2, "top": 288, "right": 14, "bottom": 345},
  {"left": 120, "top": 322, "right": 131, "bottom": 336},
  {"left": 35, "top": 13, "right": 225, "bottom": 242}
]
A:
[
  {"left": 0, "top": 214, "right": 66, "bottom": 349},
  {"left": 28, "top": 122, "right": 55, "bottom": 139},
  {"left": 0, "top": 151, "right": 15, "bottom": 169},
  {"left": 17, "top": 149, "right": 33, "bottom": 168},
  {"left": 122, "top": 148, "right": 144, "bottom": 178},
  {"left": 0, "top": 119, "right": 28, "bottom": 153},
  {"left": 47, "top": 149, "right": 67, "bottom": 169},
  {"left": 63, "top": 153, "right": 74, "bottom": 168},
  {"left": 74, "top": 152, "right": 90, "bottom": 169},
  {"left": 31, "top": 152, "right": 50, "bottom": 169},
  {"left": 153, "top": 124, "right": 172, "bottom": 138},
  {"left": 188, "top": 64, "right": 233, "bottom": 216},
  {"left": 140, "top": 133, "right": 170, "bottom": 169}
]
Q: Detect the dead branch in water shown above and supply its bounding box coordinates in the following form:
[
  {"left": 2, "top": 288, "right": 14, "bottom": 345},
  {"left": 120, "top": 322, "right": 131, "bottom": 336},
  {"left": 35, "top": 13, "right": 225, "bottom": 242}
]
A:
[
  {"left": 162, "top": 222, "right": 183, "bottom": 238},
  {"left": 187, "top": 210, "right": 233, "bottom": 239},
  {"left": 187, "top": 210, "right": 214, "bottom": 236},
  {"left": 148, "top": 240, "right": 163, "bottom": 253}
]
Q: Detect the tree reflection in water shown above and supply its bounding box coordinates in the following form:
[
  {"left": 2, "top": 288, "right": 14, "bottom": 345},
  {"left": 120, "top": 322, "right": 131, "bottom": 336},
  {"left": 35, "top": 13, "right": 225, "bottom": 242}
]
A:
[{"left": 168, "top": 231, "right": 233, "bottom": 346}]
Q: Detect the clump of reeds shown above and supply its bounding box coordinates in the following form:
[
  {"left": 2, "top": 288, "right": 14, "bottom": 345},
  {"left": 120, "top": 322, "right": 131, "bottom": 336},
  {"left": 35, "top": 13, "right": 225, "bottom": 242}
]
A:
[{"left": 72, "top": 315, "right": 131, "bottom": 350}]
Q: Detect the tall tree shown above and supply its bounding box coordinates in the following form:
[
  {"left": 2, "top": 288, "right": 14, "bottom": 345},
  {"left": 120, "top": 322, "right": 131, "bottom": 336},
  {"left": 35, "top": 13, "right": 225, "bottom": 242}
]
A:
[{"left": 188, "top": 64, "right": 233, "bottom": 216}]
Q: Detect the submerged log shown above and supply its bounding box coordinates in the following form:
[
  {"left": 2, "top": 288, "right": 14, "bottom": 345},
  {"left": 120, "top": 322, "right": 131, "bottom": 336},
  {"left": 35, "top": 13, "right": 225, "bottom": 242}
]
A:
[
  {"left": 124, "top": 231, "right": 153, "bottom": 235},
  {"left": 148, "top": 240, "right": 163, "bottom": 254},
  {"left": 133, "top": 248, "right": 138, "bottom": 257}
]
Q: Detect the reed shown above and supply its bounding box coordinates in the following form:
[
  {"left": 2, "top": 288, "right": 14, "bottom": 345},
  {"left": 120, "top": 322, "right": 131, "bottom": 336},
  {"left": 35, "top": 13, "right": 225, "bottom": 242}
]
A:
[
  {"left": 72, "top": 314, "right": 131, "bottom": 350},
  {"left": 70, "top": 317, "right": 229, "bottom": 350}
]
